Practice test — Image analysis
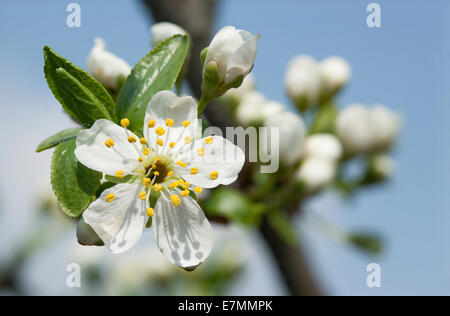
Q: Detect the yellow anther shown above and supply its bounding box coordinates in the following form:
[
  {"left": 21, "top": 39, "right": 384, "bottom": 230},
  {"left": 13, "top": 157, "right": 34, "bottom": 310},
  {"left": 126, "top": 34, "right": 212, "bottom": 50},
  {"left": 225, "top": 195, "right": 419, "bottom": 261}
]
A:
[
  {"left": 148, "top": 120, "right": 156, "bottom": 128},
  {"left": 167, "top": 171, "right": 174, "bottom": 177},
  {"left": 146, "top": 207, "right": 155, "bottom": 217},
  {"left": 140, "top": 138, "right": 147, "bottom": 145},
  {"left": 170, "top": 194, "right": 181, "bottom": 207},
  {"left": 105, "top": 193, "right": 115, "bottom": 203},
  {"left": 153, "top": 171, "right": 160, "bottom": 176},
  {"left": 154, "top": 183, "right": 163, "bottom": 191},
  {"left": 205, "top": 136, "right": 213, "bottom": 145},
  {"left": 176, "top": 160, "right": 187, "bottom": 168},
  {"left": 152, "top": 164, "right": 157, "bottom": 169},
  {"left": 155, "top": 127, "right": 165, "bottom": 136},
  {"left": 143, "top": 148, "right": 150, "bottom": 155},
  {"left": 115, "top": 170, "right": 125, "bottom": 179},
  {"left": 197, "top": 148, "right": 205, "bottom": 156},
  {"left": 156, "top": 157, "right": 161, "bottom": 161},
  {"left": 156, "top": 139, "right": 164, "bottom": 146},
  {"left": 138, "top": 191, "right": 147, "bottom": 200},
  {"left": 210, "top": 171, "right": 219, "bottom": 180},
  {"left": 105, "top": 139, "right": 115, "bottom": 148},
  {"left": 194, "top": 187, "right": 203, "bottom": 194},
  {"left": 120, "top": 118, "right": 130, "bottom": 128},
  {"left": 182, "top": 182, "right": 190, "bottom": 190},
  {"left": 184, "top": 136, "right": 192, "bottom": 144},
  {"left": 190, "top": 168, "right": 198, "bottom": 175},
  {"left": 165, "top": 118, "right": 174, "bottom": 127},
  {"left": 182, "top": 121, "right": 191, "bottom": 128},
  {"left": 169, "top": 181, "right": 181, "bottom": 189},
  {"left": 128, "top": 136, "right": 137, "bottom": 143},
  {"left": 143, "top": 178, "right": 151, "bottom": 185},
  {"left": 169, "top": 142, "right": 176, "bottom": 148},
  {"left": 181, "top": 190, "right": 190, "bottom": 197},
  {"left": 138, "top": 157, "right": 143, "bottom": 162}
]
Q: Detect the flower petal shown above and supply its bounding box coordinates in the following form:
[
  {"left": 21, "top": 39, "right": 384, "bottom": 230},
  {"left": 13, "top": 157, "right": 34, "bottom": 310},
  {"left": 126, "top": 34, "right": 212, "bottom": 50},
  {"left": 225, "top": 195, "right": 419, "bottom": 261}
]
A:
[
  {"left": 204, "top": 26, "right": 244, "bottom": 80},
  {"left": 225, "top": 34, "right": 259, "bottom": 84},
  {"left": 75, "top": 119, "right": 140, "bottom": 176},
  {"left": 176, "top": 136, "right": 245, "bottom": 188},
  {"left": 153, "top": 192, "right": 213, "bottom": 269},
  {"left": 144, "top": 91, "right": 198, "bottom": 151},
  {"left": 83, "top": 183, "right": 147, "bottom": 254}
]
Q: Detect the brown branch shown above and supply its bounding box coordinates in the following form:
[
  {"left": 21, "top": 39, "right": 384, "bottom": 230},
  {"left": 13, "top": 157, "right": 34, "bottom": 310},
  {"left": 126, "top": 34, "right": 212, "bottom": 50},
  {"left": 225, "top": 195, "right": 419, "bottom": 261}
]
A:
[{"left": 140, "top": 0, "right": 322, "bottom": 296}]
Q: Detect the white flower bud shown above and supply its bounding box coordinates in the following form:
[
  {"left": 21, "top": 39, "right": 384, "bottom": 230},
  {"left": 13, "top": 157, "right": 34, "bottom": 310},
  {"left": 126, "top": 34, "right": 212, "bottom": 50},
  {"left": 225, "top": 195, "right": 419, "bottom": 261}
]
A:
[
  {"left": 222, "top": 74, "right": 255, "bottom": 103},
  {"left": 372, "top": 154, "right": 395, "bottom": 179},
  {"left": 319, "top": 56, "right": 351, "bottom": 94},
  {"left": 285, "top": 55, "right": 321, "bottom": 111},
  {"left": 261, "top": 111, "right": 306, "bottom": 165},
  {"left": 236, "top": 92, "right": 284, "bottom": 126},
  {"left": 336, "top": 104, "right": 377, "bottom": 154},
  {"left": 151, "top": 22, "right": 187, "bottom": 47},
  {"left": 337, "top": 103, "right": 401, "bottom": 154},
  {"left": 235, "top": 91, "right": 266, "bottom": 125},
  {"left": 296, "top": 156, "right": 336, "bottom": 191},
  {"left": 371, "top": 104, "right": 401, "bottom": 150},
  {"left": 204, "top": 26, "right": 259, "bottom": 85},
  {"left": 303, "top": 134, "right": 343, "bottom": 161},
  {"left": 87, "top": 38, "right": 131, "bottom": 90}
]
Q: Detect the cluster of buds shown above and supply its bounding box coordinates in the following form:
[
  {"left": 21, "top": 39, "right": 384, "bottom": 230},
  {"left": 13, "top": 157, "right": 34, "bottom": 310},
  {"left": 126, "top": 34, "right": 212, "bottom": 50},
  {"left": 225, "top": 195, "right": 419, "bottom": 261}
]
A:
[
  {"left": 336, "top": 103, "right": 401, "bottom": 155},
  {"left": 285, "top": 55, "right": 351, "bottom": 111}
]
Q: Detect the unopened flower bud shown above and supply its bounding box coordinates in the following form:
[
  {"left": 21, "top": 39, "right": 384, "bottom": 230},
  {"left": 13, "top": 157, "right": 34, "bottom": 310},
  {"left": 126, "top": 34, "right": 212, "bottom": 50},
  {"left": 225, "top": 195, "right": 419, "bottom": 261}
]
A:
[
  {"left": 87, "top": 38, "right": 131, "bottom": 90},
  {"left": 202, "top": 26, "right": 259, "bottom": 99},
  {"left": 285, "top": 55, "right": 321, "bottom": 111},
  {"left": 151, "top": 22, "right": 187, "bottom": 46}
]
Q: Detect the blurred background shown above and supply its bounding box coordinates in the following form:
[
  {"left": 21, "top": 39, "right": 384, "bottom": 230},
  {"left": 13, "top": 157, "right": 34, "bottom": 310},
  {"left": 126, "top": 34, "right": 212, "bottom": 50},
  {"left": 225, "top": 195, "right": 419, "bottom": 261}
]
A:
[{"left": 0, "top": 0, "right": 449, "bottom": 295}]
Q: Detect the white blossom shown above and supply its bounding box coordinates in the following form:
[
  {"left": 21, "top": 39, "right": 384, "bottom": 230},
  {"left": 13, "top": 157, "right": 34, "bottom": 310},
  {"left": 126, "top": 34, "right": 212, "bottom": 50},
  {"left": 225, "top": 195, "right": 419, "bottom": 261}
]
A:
[
  {"left": 285, "top": 55, "right": 321, "bottom": 110},
  {"left": 151, "top": 22, "right": 187, "bottom": 47},
  {"left": 261, "top": 111, "right": 306, "bottom": 165},
  {"left": 319, "top": 56, "right": 351, "bottom": 94},
  {"left": 303, "top": 134, "right": 343, "bottom": 161},
  {"left": 204, "top": 26, "right": 259, "bottom": 85},
  {"left": 75, "top": 90, "right": 245, "bottom": 269},
  {"left": 336, "top": 103, "right": 400, "bottom": 154},
  {"left": 371, "top": 104, "right": 401, "bottom": 150},
  {"left": 87, "top": 38, "right": 131, "bottom": 90},
  {"left": 235, "top": 92, "right": 284, "bottom": 126},
  {"left": 296, "top": 156, "right": 337, "bottom": 191}
]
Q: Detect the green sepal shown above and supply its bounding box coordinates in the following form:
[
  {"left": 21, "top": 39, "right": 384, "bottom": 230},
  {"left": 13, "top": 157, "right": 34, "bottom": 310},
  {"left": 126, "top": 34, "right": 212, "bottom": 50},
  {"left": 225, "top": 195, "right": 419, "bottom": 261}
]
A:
[
  {"left": 105, "top": 174, "right": 139, "bottom": 184},
  {"left": 76, "top": 217, "right": 104, "bottom": 247},
  {"left": 200, "top": 47, "right": 208, "bottom": 67}
]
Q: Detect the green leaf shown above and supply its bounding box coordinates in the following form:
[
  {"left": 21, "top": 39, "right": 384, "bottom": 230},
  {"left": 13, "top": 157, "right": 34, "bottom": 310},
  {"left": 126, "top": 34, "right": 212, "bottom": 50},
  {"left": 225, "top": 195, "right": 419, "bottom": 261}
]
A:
[
  {"left": 348, "top": 232, "right": 383, "bottom": 255},
  {"left": 116, "top": 35, "right": 189, "bottom": 133},
  {"left": 55, "top": 68, "right": 113, "bottom": 125},
  {"left": 36, "top": 127, "right": 82, "bottom": 152},
  {"left": 51, "top": 139, "right": 102, "bottom": 217},
  {"left": 310, "top": 102, "right": 337, "bottom": 134},
  {"left": 43, "top": 46, "right": 116, "bottom": 125},
  {"left": 203, "top": 188, "right": 255, "bottom": 225},
  {"left": 267, "top": 210, "right": 298, "bottom": 246}
]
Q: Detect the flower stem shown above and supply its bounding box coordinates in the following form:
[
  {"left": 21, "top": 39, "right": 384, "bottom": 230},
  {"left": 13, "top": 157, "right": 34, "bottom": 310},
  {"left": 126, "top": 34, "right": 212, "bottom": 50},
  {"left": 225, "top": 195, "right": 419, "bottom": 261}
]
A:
[{"left": 197, "top": 95, "right": 211, "bottom": 116}]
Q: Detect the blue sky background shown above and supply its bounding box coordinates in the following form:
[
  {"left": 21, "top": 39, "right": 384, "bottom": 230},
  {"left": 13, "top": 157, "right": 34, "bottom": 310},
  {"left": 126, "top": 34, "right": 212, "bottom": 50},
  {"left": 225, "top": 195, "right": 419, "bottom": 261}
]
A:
[{"left": 0, "top": 0, "right": 449, "bottom": 295}]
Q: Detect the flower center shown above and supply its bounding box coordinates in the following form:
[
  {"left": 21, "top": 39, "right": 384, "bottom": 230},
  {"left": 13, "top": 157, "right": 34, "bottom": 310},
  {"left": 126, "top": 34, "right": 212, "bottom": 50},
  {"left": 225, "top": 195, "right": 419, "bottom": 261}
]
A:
[{"left": 146, "top": 160, "right": 170, "bottom": 184}]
